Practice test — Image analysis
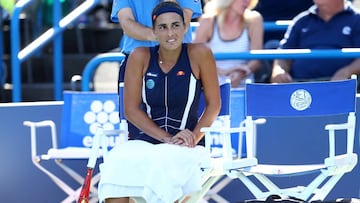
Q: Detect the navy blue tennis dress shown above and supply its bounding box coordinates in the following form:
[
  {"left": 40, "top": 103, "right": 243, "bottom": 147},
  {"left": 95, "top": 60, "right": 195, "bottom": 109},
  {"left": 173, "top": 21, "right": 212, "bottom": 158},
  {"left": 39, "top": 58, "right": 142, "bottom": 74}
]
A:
[{"left": 131, "top": 43, "right": 204, "bottom": 145}]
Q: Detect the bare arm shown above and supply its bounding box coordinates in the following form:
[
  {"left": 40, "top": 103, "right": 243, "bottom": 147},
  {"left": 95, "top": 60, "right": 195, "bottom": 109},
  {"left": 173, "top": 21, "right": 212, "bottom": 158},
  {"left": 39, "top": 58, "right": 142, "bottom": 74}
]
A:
[
  {"left": 189, "top": 44, "right": 221, "bottom": 143},
  {"left": 118, "top": 8, "right": 157, "bottom": 42},
  {"left": 183, "top": 8, "right": 193, "bottom": 34},
  {"left": 193, "top": 16, "right": 214, "bottom": 43},
  {"left": 246, "top": 10, "right": 264, "bottom": 73},
  {"left": 332, "top": 58, "right": 360, "bottom": 80},
  {"left": 124, "top": 48, "right": 171, "bottom": 143}
]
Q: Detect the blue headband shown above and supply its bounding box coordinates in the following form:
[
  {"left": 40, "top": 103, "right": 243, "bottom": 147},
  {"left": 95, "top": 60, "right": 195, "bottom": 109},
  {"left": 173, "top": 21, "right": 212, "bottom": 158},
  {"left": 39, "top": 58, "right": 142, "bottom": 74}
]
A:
[{"left": 152, "top": 4, "right": 184, "bottom": 24}]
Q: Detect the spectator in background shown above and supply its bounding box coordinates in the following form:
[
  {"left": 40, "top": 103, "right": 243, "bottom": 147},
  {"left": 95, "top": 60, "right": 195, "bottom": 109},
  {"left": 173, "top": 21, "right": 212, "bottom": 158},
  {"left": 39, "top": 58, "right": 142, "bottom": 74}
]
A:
[
  {"left": 271, "top": 0, "right": 360, "bottom": 83},
  {"left": 252, "top": 0, "right": 313, "bottom": 83},
  {"left": 111, "top": 0, "right": 202, "bottom": 138},
  {"left": 194, "top": 0, "right": 264, "bottom": 87}
]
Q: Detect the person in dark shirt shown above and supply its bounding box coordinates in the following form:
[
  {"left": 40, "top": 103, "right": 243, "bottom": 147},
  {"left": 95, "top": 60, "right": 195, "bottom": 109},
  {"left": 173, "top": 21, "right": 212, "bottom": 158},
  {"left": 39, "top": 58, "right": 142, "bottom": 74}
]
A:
[
  {"left": 271, "top": 0, "right": 360, "bottom": 83},
  {"left": 253, "top": 0, "right": 313, "bottom": 83}
]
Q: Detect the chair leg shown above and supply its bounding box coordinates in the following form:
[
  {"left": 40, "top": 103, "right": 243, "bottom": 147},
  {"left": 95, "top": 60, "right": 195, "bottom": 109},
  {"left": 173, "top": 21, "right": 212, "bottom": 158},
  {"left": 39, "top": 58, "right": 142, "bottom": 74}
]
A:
[
  {"left": 181, "top": 175, "right": 222, "bottom": 203},
  {"left": 309, "top": 174, "right": 343, "bottom": 202},
  {"left": 227, "top": 170, "right": 275, "bottom": 199},
  {"left": 203, "top": 176, "right": 232, "bottom": 203},
  {"left": 33, "top": 160, "right": 78, "bottom": 201}
]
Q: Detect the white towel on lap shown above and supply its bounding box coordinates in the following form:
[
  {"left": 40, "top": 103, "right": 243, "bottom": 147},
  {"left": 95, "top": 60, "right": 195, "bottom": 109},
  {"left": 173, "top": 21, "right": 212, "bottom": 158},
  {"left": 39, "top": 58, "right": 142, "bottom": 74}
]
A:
[{"left": 98, "top": 140, "right": 209, "bottom": 203}]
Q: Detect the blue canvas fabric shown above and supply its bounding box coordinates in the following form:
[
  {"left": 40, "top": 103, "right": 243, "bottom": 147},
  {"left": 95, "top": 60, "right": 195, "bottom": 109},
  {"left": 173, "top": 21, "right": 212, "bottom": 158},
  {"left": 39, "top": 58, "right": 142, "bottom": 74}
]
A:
[
  {"left": 61, "top": 91, "right": 119, "bottom": 148},
  {"left": 246, "top": 79, "right": 356, "bottom": 117}
]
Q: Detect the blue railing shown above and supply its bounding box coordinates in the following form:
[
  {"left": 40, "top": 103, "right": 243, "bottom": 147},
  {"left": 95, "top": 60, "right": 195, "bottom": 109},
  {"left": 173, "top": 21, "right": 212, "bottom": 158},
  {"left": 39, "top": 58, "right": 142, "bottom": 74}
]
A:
[
  {"left": 263, "top": 20, "right": 291, "bottom": 31},
  {"left": 81, "top": 48, "right": 360, "bottom": 91},
  {"left": 81, "top": 53, "right": 125, "bottom": 91},
  {"left": 190, "top": 20, "right": 291, "bottom": 32},
  {"left": 10, "top": 0, "right": 100, "bottom": 102}
]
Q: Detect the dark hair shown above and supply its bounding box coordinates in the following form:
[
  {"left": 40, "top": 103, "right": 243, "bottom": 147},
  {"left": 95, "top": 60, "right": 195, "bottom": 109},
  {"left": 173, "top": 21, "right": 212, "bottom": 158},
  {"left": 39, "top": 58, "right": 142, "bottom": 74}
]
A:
[{"left": 151, "top": 1, "right": 185, "bottom": 26}]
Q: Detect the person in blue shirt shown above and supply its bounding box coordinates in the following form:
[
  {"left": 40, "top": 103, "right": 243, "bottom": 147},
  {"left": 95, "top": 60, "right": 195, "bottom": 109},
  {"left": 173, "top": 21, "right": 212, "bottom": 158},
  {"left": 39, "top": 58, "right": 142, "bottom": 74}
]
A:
[{"left": 271, "top": 0, "right": 360, "bottom": 83}]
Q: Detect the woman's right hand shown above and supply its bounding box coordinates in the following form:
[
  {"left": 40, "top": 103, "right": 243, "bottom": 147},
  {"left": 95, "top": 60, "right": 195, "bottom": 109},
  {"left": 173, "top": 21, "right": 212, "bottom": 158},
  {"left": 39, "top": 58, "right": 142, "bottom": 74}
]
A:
[{"left": 168, "top": 129, "right": 196, "bottom": 147}]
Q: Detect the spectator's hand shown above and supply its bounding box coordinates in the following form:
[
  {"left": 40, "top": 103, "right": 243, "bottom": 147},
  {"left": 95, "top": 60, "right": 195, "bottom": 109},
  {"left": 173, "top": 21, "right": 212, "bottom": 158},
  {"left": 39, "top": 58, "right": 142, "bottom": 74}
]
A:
[
  {"left": 169, "top": 129, "right": 196, "bottom": 147},
  {"left": 228, "top": 69, "right": 247, "bottom": 87},
  {"left": 271, "top": 72, "right": 293, "bottom": 83}
]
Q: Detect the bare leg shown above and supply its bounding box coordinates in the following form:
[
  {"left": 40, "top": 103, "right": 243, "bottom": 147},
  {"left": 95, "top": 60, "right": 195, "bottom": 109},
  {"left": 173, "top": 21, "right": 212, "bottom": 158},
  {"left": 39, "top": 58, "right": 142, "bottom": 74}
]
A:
[{"left": 105, "top": 197, "right": 130, "bottom": 203}]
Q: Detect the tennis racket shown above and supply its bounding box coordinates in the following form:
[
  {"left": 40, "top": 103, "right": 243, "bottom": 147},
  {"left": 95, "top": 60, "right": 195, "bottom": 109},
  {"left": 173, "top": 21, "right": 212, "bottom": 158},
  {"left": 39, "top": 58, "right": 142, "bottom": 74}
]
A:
[{"left": 77, "top": 127, "right": 103, "bottom": 203}]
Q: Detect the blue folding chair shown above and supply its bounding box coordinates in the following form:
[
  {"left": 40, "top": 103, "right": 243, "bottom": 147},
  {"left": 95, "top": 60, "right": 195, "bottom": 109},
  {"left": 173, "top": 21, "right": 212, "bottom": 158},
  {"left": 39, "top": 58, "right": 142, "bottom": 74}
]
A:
[
  {"left": 198, "top": 82, "right": 258, "bottom": 203},
  {"left": 23, "top": 91, "right": 124, "bottom": 203},
  {"left": 225, "top": 76, "right": 358, "bottom": 202}
]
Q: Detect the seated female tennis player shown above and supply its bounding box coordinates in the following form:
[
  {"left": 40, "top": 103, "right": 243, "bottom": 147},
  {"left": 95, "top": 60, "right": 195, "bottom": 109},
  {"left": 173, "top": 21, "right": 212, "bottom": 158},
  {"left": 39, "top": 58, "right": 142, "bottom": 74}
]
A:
[{"left": 98, "top": 1, "right": 221, "bottom": 203}]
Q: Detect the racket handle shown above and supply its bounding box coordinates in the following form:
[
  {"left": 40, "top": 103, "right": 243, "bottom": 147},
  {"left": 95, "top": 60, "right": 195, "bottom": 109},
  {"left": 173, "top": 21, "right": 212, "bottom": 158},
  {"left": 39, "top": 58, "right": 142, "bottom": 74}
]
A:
[{"left": 77, "top": 168, "right": 93, "bottom": 203}]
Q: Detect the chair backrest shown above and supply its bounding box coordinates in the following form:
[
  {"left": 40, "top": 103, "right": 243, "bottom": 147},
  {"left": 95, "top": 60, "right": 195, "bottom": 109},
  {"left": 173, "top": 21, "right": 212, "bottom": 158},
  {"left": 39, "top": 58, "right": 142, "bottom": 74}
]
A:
[
  {"left": 198, "top": 82, "right": 230, "bottom": 117},
  {"left": 244, "top": 76, "right": 357, "bottom": 161},
  {"left": 246, "top": 78, "right": 357, "bottom": 118},
  {"left": 60, "top": 91, "right": 120, "bottom": 148}
]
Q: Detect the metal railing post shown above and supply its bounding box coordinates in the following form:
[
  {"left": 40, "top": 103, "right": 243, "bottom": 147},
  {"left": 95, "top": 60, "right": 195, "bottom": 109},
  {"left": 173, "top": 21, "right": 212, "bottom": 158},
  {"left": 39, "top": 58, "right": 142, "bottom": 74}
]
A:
[
  {"left": 10, "top": 0, "right": 32, "bottom": 102},
  {"left": 53, "top": 0, "right": 63, "bottom": 101}
]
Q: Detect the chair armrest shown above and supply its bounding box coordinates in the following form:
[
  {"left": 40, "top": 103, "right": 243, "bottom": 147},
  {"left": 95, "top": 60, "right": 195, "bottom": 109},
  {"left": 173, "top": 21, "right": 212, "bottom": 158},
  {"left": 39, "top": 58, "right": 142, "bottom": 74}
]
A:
[
  {"left": 324, "top": 123, "right": 352, "bottom": 130},
  {"left": 324, "top": 120, "right": 356, "bottom": 158},
  {"left": 23, "top": 120, "right": 58, "bottom": 162},
  {"left": 102, "top": 119, "right": 129, "bottom": 144},
  {"left": 23, "top": 120, "right": 55, "bottom": 128},
  {"left": 201, "top": 126, "right": 246, "bottom": 134},
  {"left": 201, "top": 126, "right": 246, "bottom": 162}
]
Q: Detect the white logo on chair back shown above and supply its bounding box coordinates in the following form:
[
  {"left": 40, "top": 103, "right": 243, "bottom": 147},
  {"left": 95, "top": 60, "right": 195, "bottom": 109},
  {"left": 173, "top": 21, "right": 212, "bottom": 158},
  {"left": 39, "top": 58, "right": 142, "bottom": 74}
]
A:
[
  {"left": 290, "top": 89, "right": 312, "bottom": 111},
  {"left": 83, "top": 100, "right": 120, "bottom": 147}
]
